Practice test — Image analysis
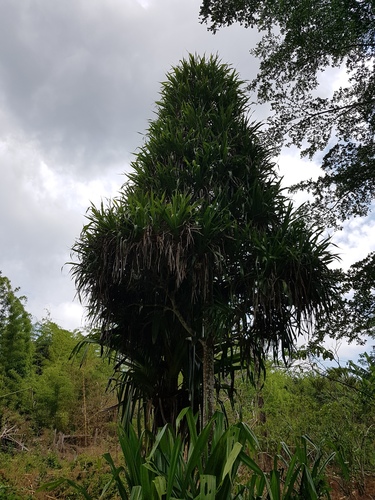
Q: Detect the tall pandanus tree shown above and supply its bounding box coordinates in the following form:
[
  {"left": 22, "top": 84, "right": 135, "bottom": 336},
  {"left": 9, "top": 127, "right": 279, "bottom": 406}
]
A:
[{"left": 71, "top": 54, "right": 339, "bottom": 430}]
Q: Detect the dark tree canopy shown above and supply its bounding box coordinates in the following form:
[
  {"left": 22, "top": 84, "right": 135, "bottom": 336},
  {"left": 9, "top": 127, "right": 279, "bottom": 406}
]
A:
[
  {"left": 200, "top": 0, "right": 375, "bottom": 226},
  {"left": 318, "top": 251, "right": 375, "bottom": 343},
  {"left": 71, "top": 55, "right": 339, "bottom": 429}
]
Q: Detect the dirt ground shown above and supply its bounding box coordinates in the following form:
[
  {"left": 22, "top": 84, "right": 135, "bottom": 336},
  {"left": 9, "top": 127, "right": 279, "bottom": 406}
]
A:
[{"left": 329, "top": 476, "right": 375, "bottom": 499}]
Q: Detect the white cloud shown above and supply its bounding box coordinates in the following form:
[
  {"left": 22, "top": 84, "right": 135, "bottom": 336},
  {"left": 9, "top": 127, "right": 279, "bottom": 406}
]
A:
[
  {"left": 45, "top": 301, "right": 85, "bottom": 332},
  {"left": 323, "top": 337, "right": 372, "bottom": 366},
  {"left": 332, "top": 211, "right": 375, "bottom": 269}
]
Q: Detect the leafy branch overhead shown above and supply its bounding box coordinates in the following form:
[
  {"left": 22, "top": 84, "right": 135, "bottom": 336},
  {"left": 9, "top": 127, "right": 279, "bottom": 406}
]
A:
[{"left": 200, "top": 0, "right": 375, "bottom": 224}]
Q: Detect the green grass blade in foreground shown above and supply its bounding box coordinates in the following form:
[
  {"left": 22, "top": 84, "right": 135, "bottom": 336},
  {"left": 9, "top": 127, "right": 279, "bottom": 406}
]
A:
[
  {"left": 147, "top": 424, "right": 170, "bottom": 462},
  {"left": 37, "top": 478, "right": 93, "bottom": 500},
  {"left": 281, "top": 453, "right": 299, "bottom": 495},
  {"left": 199, "top": 475, "right": 216, "bottom": 499},
  {"left": 302, "top": 467, "right": 319, "bottom": 500},
  {"left": 139, "top": 462, "right": 155, "bottom": 499},
  {"left": 237, "top": 451, "right": 264, "bottom": 476},
  {"left": 166, "top": 434, "right": 183, "bottom": 499},
  {"left": 103, "top": 452, "right": 128, "bottom": 499},
  {"left": 118, "top": 425, "right": 144, "bottom": 488},
  {"left": 221, "top": 442, "right": 243, "bottom": 483},
  {"left": 211, "top": 411, "right": 226, "bottom": 450},
  {"left": 153, "top": 475, "right": 167, "bottom": 499},
  {"left": 269, "top": 469, "right": 281, "bottom": 500},
  {"left": 246, "top": 473, "right": 267, "bottom": 499},
  {"left": 183, "top": 420, "right": 215, "bottom": 491},
  {"left": 184, "top": 407, "right": 199, "bottom": 446},
  {"left": 130, "top": 485, "right": 142, "bottom": 500},
  {"left": 237, "top": 421, "right": 260, "bottom": 451}
]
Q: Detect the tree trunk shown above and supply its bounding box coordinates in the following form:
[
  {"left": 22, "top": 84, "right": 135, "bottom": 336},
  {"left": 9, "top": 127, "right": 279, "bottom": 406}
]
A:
[{"left": 202, "top": 337, "right": 215, "bottom": 428}]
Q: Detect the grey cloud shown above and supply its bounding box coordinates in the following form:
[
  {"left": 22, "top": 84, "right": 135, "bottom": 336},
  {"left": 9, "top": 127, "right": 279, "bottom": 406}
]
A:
[
  {"left": 0, "top": 1, "right": 152, "bottom": 172},
  {"left": 0, "top": 0, "right": 260, "bottom": 176}
]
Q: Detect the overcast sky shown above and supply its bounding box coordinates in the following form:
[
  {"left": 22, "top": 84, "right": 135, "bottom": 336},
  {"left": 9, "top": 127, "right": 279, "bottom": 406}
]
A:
[{"left": 1, "top": 0, "right": 373, "bottom": 363}]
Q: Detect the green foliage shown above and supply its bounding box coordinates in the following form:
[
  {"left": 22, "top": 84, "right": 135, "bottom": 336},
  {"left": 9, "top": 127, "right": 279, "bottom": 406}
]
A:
[
  {"left": 200, "top": 0, "right": 375, "bottom": 226},
  {"left": 0, "top": 273, "right": 33, "bottom": 411},
  {"left": 344, "top": 252, "right": 375, "bottom": 339},
  {"left": 0, "top": 274, "right": 32, "bottom": 379},
  {"left": 41, "top": 409, "right": 256, "bottom": 499},
  {"left": 31, "top": 318, "right": 114, "bottom": 432},
  {"left": 277, "top": 436, "right": 334, "bottom": 499},
  {"left": 0, "top": 443, "right": 118, "bottom": 499},
  {"left": 0, "top": 484, "right": 23, "bottom": 500},
  {"left": 40, "top": 408, "right": 335, "bottom": 499},
  {"left": 71, "top": 54, "right": 339, "bottom": 430},
  {"left": 31, "top": 319, "right": 79, "bottom": 430},
  {"left": 231, "top": 359, "right": 375, "bottom": 493},
  {"left": 242, "top": 435, "right": 334, "bottom": 499},
  {"left": 311, "top": 251, "right": 375, "bottom": 346},
  {"left": 0, "top": 275, "right": 116, "bottom": 436},
  {"left": 33, "top": 363, "right": 78, "bottom": 431}
]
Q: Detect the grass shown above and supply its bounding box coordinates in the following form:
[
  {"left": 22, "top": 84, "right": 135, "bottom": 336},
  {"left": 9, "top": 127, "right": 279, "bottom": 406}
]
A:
[{"left": 0, "top": 429, "right": 120, "bottom": 499}]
